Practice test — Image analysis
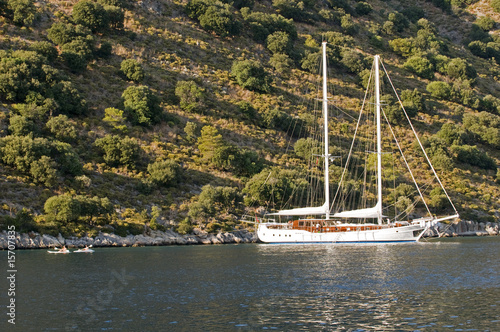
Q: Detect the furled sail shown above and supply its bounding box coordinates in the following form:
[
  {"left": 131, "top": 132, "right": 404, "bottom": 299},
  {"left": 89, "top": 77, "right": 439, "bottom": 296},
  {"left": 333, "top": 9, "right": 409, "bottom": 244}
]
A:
[
  {"left": 268, "top": 202, "right": 329, "bottom": 216},
  {"left": 332, "top": 203, "right": 384, "bottom": 219}
]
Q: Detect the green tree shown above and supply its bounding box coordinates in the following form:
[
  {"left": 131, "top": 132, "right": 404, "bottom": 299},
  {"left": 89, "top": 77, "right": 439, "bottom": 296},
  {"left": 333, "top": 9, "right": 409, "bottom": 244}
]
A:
[
  {"left": 231, "top": 59, "right": 271, "bottom": 93},
  {"left": 175, "top": 80, "right": 205, "bottom": 113},
  {"left": 403, "top": 55, "right": 434, "bottom": 79},
  {"left": 147, "top": 160, "right": 181, "bottom": 187},
  {"left": 120, "top": 59, "right": 144, "bottom": 82},
  {"left": 46, "top": 115, "right": 77, "bottom": 142},
  {"left": 197, "top": 125, "right": 225, "bottom": 165},
  {"left": 294, "top": 137, "right": 321, "bottom": 160},
  {"left": 52, "top": 81, "right": 88, "bottom": 115},
  {"left": 426, "top": 81, "right": 451, "bottom": 99},
  {"left": 188, "top": 185, "right": 243, "bottom": 222},
  {"left": 7, "top": 0, "right": 36, "bottom": 26},
  {"left": 266, "top": 31, "right": 293, "bottom": 55},
  {"left": 44, "top": 194, "right": 81, "bottom": 223},
  {"left": 355, "top": 2, "right": 372, "bottom": 16},
  {"left": 269, "top": 53, "right": 292, "bottom": 75},
  {"left": 122, "top": 85, "right": 162, "bottom": 126},
  {"left": 60, "top": 37, "right": 95, "bottom": 73},
  {"left": 47, "top": 23, "right": 91, "bottom": 46},
  {"left": 341, "top": 14, "right": 358, "bottom": 35},
  {"left": 446, "top": 58, "right": 476, "bottom": 80},
  {"left": 29, "top": 41, "right": 58, "bottom": 62},
  {"left": 72, "top": 0, "right": 108, "bottom": 32},
  {"left": 475, "top": 16, "right": 495, "bottom": 31},
  {"left": 94, "top": 135, "right": 140, "bottom": 168},
  {"left": 103, "top": 107, "right": 127, "bottom": 132},
  {"left": 451, "top": 145, "right": 497, "bottom": 170},
  {"left": 8, "top": 115, "right": 36, "bottom": 136}
]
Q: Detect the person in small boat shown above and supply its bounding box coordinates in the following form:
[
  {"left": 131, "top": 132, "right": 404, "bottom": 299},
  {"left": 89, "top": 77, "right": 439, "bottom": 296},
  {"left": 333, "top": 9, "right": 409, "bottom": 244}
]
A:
[
  {"left": 59, "top": 246, "right": 68, "bottom": 252},
  {"left": 83, "top": 245, "right": 89, "bottom": 251}
]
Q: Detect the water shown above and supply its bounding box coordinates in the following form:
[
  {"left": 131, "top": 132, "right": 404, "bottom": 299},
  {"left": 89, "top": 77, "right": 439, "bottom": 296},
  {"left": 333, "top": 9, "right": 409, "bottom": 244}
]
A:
[{"left": 2, "top": 237, "right": 500, "bottom": 331}]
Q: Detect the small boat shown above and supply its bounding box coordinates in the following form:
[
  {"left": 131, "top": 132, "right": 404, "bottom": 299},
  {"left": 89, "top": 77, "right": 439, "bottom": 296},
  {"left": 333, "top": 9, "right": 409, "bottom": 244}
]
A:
[
  {"left": 73, "top": 248, "right": 95, "bottom": 253},
  {"left": 246, "top": 41, "right": 459, "bottom": 243},
  {"left": 47, "top": 248, "right": 70, "bottom": 254}
]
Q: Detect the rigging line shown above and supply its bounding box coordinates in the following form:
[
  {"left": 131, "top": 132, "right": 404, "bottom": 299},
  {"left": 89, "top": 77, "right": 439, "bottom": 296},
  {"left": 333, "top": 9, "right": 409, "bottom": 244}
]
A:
[
  {"left": 330, "top": 63, "right": 374, "bottom": 213},
  {"left": 380, "top": 105, "right": 433, "bottom": 217},
  {"left": 380, "top": 61, "right": 459, "bottom": 216}
]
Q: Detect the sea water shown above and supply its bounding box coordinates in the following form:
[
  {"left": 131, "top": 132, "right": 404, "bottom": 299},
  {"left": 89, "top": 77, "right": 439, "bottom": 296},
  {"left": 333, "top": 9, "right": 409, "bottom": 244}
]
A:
[{"left": 1, "top": 237, "right": 499, "bottom": 331}]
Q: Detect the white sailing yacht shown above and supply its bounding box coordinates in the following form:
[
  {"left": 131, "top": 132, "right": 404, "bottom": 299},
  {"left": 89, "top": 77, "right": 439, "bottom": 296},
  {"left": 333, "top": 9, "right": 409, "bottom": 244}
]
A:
[{"left": 253, "top": 42, "right": 459, "bottom": 243}]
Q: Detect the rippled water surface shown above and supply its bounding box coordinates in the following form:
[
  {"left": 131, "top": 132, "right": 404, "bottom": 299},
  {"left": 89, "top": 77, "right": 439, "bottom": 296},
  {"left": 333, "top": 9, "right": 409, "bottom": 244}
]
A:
[{"left": 2, "top": 237, "right": 500, "bottom": 331}]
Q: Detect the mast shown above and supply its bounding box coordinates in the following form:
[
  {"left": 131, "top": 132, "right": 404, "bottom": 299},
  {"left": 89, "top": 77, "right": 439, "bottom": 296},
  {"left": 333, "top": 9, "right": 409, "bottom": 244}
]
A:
[
  {"left": 374, "top": 55, "right": 383, "bottom": 225},
  {"left": 322, "top": 41, "right": 330, "bottom": 219}
]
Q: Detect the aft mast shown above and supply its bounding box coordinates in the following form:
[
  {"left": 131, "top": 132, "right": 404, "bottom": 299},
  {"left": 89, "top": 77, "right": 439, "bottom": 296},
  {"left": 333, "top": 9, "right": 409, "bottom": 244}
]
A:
[{"left": 322, "top": 41, "right": 330, "bottom": 220}]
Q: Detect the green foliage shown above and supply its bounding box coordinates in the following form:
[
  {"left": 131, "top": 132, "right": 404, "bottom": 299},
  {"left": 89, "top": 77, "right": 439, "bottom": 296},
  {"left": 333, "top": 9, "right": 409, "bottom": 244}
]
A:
[
  {"left": 426, "top": 81, "right": 451, "bottom": 99},
  {"left": 29, "top": 41, "right": 58, "bottom": 62},
  {"left": 266, "top": 31, "right": 293, "bottom": 55},
  {"left": 122, "top": 85, "right": 162, "bottom": 126},
  {"left": 72, "top": 0, "right": 108, "bottom": 32},
  {"left": 96, "top": 41, "right": 113, "bottom": 58},
  {"left": 103, "top": 107, "right": 127, "bottom": 132},
  {"left": 147, "top": 160, "right": 181, "bottom": 187},
  {"left": 184, "top": 121, "right": 199, "bottom": 142},
  {"left": 341, "top": 14, "right": 358, "bottom": 35},
  {"left": 120, "top": 59, "right": 145, "bottom": 82},
  {"left": 355, "top": 2, "right": 372, "bottom": 16},
  {"left": 261, "top": 107, "right": 304, "bottom": 137},
  {"left": 242, "top": 10, "right": 297, "bottom": 43},
  {"left": 294, "top": 137, "right": 320, "bottom": 160},
  {"left": 401, "top": 7, "right": 425, "bottom": 22},
  {"left": 95, "top": 134, "right": 140, "bottom": 168},
  {"left": 6, "top": 0, "right": 36, "bottom": 26},
  {"left": 446, "top": 58, "right": 476, "bottom": 80},
  {"left": 46, "top": 115, "right": 77, "bottom": 142},
  {"left": 52, "top": 81, "right": 88, "bottom": 115},
  {"left": 463, "top": 112, "right": 500, "bottom": 147},
  {"left": 381, "top": 94, "right": 417, "bottom": 125},
  {"left": 176, "top": 218, "right": 193, "bottom": 234},
  {"left": 9, "top": 114, "right": 36, "bottom": 136},
  {"left": 175, "top": 80, "right": 205, "bottom": 113},
  {"left": 60, "top": 37, "right": 95, "bottom": 73},
  {"left": 475, "top": 16, "right": 495, "bottom": 32},
  {"left": 387, "top": 11, "right": 409, "bottom": 33},
  {"left": 403, "top": 55, "right": 434, "bottom": 79},
  {"left": 341, "top": 49, "right": 365, "bottom": 74},
  {"left": 104, "top": 5, "right": 125, "bottom": 29},
  {"left": 188, "top": 185, "right": 243, "bottom": 222},
  {"left": 243, "top": 167, "right": 306, "bottom": 208},
  {"left": 231, "top": 60, "right": 271, "bottom": 93},
  {"left": 389, "top": 38, "right": 414, "bottom": 57},
  {"left": 437, "top": 123, "right": 469, "bottom": 145},
  {"left": 493, "top": 0, "right": 500, "bottom": 12},
  {"left": 451, "top": 145, "right": 497, "bottom": 170},
  {"left": 197, "top": 125, "right": 225, "bottom": 165},
  {"left": 47, "top": 23, "right": 91, "bottom": 46},
  {"left": 186, "top": 0, "right": 239, "bottom": 37},
  {"left": 269, "top": 53, "right": 292, "bottom": 74},
  {"left": 401, "top": 89, "right": 427, "bottom": 114},
  {"left": 0, "top": 135, "right": 82, "bottom": 185},
  {"left": 44, "top": 194, "right": 113, "bottom": 224},
  {"left": 272, "top": 0, "right": 309, "bottom": 22}
]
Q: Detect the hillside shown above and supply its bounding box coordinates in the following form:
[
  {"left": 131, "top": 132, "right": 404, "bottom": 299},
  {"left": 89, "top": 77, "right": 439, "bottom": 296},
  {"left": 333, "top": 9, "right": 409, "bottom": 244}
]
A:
[{"left": 0, "top": 0, "right": 499, "bottom": 237}]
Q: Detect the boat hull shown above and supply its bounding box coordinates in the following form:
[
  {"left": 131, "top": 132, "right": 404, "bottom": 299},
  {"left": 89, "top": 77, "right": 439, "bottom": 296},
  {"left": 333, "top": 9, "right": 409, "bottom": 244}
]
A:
[{"left": 256, "top": 223, "right": 425, "bottom": 243}]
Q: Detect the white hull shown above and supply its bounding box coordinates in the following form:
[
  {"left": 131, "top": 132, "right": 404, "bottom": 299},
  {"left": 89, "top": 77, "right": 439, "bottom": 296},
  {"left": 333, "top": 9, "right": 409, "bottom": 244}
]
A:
[{"left": 257, "top": 222, "right": 426, "bottom": 243}]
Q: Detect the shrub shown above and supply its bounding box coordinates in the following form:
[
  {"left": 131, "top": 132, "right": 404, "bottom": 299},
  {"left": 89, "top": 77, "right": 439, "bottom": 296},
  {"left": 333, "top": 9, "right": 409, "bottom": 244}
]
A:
[
  {"left": 341, "top": 49, "right": 365, "bottom": 74},
  {"left": 401, "top": 89, "right": 426, "bottom": 114},
  {"left": 175, "top": 80, "right": 205, "bottom": 113},
  {"left": 269, "top": 53, "right": 292, "bottom": 74},
  {"left": 340, "top": 14, "right": 358, "bottom": 35},
  {"left": 52, "top": 81, "right": 88, "bottom": 115},
  {"left": 94, "top": 134, "right": 140, "bottom": 168},
  {"left": 29, "top": 41, "right": 58, "bottom": 62},
  {"left": 103, "top": 107, "right": 127, "bottom": 132},
  {"left": 122, "top": 85, "right": 162, "bottom": 126},
  {"left": 493, "top": 0, "right": 500, "bottom": 12},
  {"left": 197, "top": 125, "right": 225, "bottom": 165},
  {"left": 475, "top": 16, "right": 495, "bottom": 32},
  {"left": 72, "top": 0, "right": 108, "bottom": 32},
  {"left": 147, "top": 160, "right": 181, "bottom": 187},
  {"left": 389, "top": 38, "right": 415, "bottom": 57},
  {"left": 188, "top": 185, "right": 243, "bottom": 222},
  {"left": 6, "top": 0, "right": 36, "bottom": 26},
  {"left": 266, "top": 31, "right": 293, "bottom": 55},
  {"left": 446, "top": 58, "right": 476, "bottom": 80},
  {"left": 231, "top": 60, "right": 271, "bottom": 93},
  {"left": 120, "top": 59, "right": 144, "bottom": 82},
  {"left": 426, "top": 81, "right": 451, "bottom": 99},
  {"left": 437, "top": 123, "right": 469, "bottom": 145},
  {"left": 403, "top": 55, "right": 434, "bottom": 79},
  {"left": 9, "top": 115, "right": 36, "bottom": 136},
  {"left": 294, "top": 137, "right": 321, "bottom": 160},
  {"left": 451, "top": 145, "right": 497, "bottom": 170},
  {"left": 387, "top": 11, "right": 409, "bottom": 33},
  {"left": 47, "top": 23, "right": 91, "bottom": 46},
  {"left": 355, "top": 2, "right": 372, "bottom": 16},
  {"left": 46, "top": 115, "right": 77, "bottom": 142}
]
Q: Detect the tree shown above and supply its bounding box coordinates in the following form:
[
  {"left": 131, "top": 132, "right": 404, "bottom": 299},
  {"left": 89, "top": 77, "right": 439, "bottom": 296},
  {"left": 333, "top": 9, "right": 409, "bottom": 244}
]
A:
[
  {"left": 341, "top": 14, "right": 358, "bottom": 35},
  {"left": 451, "top": 145, "right": 497, "bottom": 170},
  {"left": 231, "top": 60, "right": 271, "bottom": 93},
  {"left": 94, "top": 134, "right": 140, "bottom": 168},
  {"left": 147, "top": 160, "right": 181, "bottom": 187},
  {"left": 355, "top": 2, "right": 372, "bottom": 16},
  {"left": 72, "top": 0, "right": 108, "bottom": 32},
  {"left": 294, "top": 137, "right": 321, "bottom": 160},
  {"left": 446, "top": 58, "right": 476, "bottom": 80},
  {"left": 188, "top": 185, "right": 243, "bottom": 222},
  {"left": 122, "top": 85, "right": 162, "bottom": 126},
  {"left": 103, "top": 107, "right": 127, "bottom": 132},
  {"left": 175, "top": 80, "right": 205, "bottom": 113},
  {"left": 269, "top": 53, "right": 292, "bottom": 74},
  {"left": 44, "top": 195, "right": 81, "bottom": 223},
  {"left": 341, "top": 49, "right": 365, "bottom": 74},
  {"left": 197, "top": 125, "right": 225, "bottom": 165},
  {"left": 52, "top": 81, "right": 88, "bottom": 115},
  {"left": 7, "top": 0, "right": 36, "bottom": 26},
  {"left": 61, "top": 37, "right": 95, "bottom": 73},
  {"left": 29, "top": 41, "right": 58, "bottom": 62},
  {"left": 120, "top": 59, "right": 144, "bottom": 82},
  {"left": 404, "top": 55, "right": 434, "bottom": 79},
  {"left": 401, "top": 89, "right": 426, "bottom": 114},
  {"left": 46, "top": 115, "right": 77, "bottom": 142},
  {"left": 426, "top": 81, "right": 451, "bottom": 99},
  {"left": 47, "top": 23, "right": 91, "bottom": 46},
  {"left": 266, "top": 31, "right": 293, "bottom": 55}
]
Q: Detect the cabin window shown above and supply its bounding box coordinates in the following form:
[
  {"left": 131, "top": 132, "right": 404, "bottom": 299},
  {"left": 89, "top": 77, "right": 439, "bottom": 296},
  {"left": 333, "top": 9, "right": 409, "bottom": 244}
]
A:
[{"left": 299, "top": 221, "right": 304, "bottom": 226}]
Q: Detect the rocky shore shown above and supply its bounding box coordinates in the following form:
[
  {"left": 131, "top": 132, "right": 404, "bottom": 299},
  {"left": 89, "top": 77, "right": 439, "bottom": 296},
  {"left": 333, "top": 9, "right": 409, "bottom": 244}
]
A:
[
  {"left": 1, "top": 220, "right": 498, "bottom": 250},
  {"left": 0, "top": 229, "right": 258, "bottom": 250}
]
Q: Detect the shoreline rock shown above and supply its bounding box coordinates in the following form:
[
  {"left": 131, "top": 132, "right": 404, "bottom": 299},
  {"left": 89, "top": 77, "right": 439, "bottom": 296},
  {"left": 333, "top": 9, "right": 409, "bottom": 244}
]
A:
[{"left": 0, "top": 228, "right": 258, "bottom": 250}]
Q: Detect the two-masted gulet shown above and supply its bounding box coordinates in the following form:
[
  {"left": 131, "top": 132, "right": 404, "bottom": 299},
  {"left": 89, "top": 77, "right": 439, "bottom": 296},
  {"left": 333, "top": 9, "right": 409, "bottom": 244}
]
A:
[{"left": 251, "top": 42, "right": 459, "bottom": 243}]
